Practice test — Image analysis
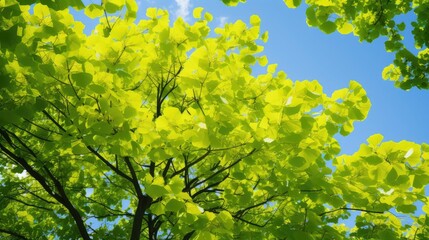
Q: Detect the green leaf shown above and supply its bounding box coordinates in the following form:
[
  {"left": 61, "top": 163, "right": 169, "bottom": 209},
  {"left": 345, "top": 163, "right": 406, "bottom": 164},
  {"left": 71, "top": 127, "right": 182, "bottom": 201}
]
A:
[
  {"left": 195, "top": 231, "right": 216, "bottom": 240},
  {"left": 91, "top": 121, "right": 113, "bottom": 135},
  {"left": 413, "top": 174, "right": 429, "bottom": 188},
  {"left": 88, "top": 84, "right": 106, "bottom": 94},
  {"left": 123, "top": 106, "right": 137, "bottom": 119},
  {"left": 367, "top": 134, "right": 384, "bottom": 147},
  {"left": 104, "top": 0, "right": 125, "bottom": 13},
  {"left": 250, "top": 15, "right": 261, "bottom": 26},
  {"left": 241, "top": 55, "right": 256, "bottom": 64},
  {"left": 145, "top": 184, "right": 168, "bottom": 199},
  {"left": 397, "top": 22, "right": 406, "bottom": 31},
  {"left": 193, "top": 7, "right": 204, "bottom": 19},
  {"left": 364, "top": 155, "right": 383, "bottom": 165},
  {"left": 283, "top": 0, "right": 301, "bottom": 8},
  {"left": 289, "top": 156, "right": 306, "bottom": 167},
  {"left": 169, "top": 176, "right": 185, "bottom": 194},
  {"left": 338, "top": 22, "right": 353, "bottom": 34},
  {"left": 72, "top": 142, "right": 88, "bottom": 154},
  {"left": 258, "top": 55, "right": 268, "bottom": 66},
  {"left": 320, "top": 21, "right": 337, "bottom": 34},
  {"left": 261, "top": 31, "right": 269, "bottom": 42},
  {"left": 306, "top": 7, "right": 317, "bottom": 26},
  {"left": 125, "top": 0, "right": 138, "bottom": 20},
  {"left": 72, "top": 72, "right": 92, "bottom": 88},
  {"left": 217, "top": 211, "right": 234, "bottom": 230},
  {"left": 397, "top": 204, "right": 416, "bottom": 213},
  {"left": 0, "top": 110, "right": 20, "bottom": 124},
  {"left": 165, "top": 198, "right": 185, "bottom": 212},
  {"left": 0, "top": 26, "right": 22, "bottom": 50},
  {"left": 386, "top": 168, "right": 398, "bottom": 185},
  {"left": 151, "top": 202, "right": 165, "bottom": 215},
  {"left": 66, "top": 33, "right": 81, "bottom": 50},
  {"left": 289, "top": 230, "right": 314, "bottom": 240},
  {"left": 84, "top": 4, "right": 104, "bottom": 19},
  {"left": 340, "top": 121, "right": 353, "bottom": 136},
  {"left": 204, "top": 12, "right": 213, "bottom": 21},
  {"left": 378, "top": 229, "right": 397, "bottom": 240},
  {"left": 186, "top": 202, "right": 203, "bottom": 215},
  {"left": 0, "top": 0, "right": 18, "bottom": 8}
]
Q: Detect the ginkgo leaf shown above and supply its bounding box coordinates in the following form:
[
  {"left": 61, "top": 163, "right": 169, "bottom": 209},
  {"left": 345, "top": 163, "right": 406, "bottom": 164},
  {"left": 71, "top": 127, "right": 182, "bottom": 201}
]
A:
[
  {"left": 165, "top": 198, "right": 185, "bottom": 212},
  {"left": 283, "top": 0, "right": 301, "bottom": 8},
  {"left": 104, "top": 0, "right": 125, "bottom": 13},
  {"left": 338, "top": 22, "right": 353, "bottom": 34},
  {"left": 186, "top": 202, "right": 203, "bottom": 215},
  {"left": 125, "top": 0, "right": 138, "bottom": 20},
  {"left": 151, "top": 202, "right": 165, "bottom": 215},
  {"left": 397, "top": 204, "right": 416, "bottom": 213},
  {"left": 169, "top": 176, "right": 185, "bottom": 194},
  {"left": 193, "top": 7, "right": 204, "bottom": 19},
  {"left": 320, "top": 21, "right": 337, "bottom": 34},
  {"left": 204, "top": 12, "right": 213, "bottom": 21},
  {"left": 84, "top": 4, "right": 104, "bottom": 18},
  {"left": 289, "top": 156, "right": 306, "bottom": 167},
  {"left": 250, "top": 15, "right": 261, "bottom": 26},
  {"left": 146, "top": 184, "right": 169, "bottom": 199},
  {"left": 367, "top": 134, "right": 384, "bottom": 147}
]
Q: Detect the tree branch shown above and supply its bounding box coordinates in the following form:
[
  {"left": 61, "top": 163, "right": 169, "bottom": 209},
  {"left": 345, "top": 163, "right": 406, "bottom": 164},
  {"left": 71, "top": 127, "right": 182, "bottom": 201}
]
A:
[
  {"left": 234, "top": 193, "right": 280, "bottom": 218},
  {"left": 87, "top": 146, "right": 133, "bottom": 182},
  {"left": 319, "top": 207, "right": 385, "bottom": 216},
  {"left": 191, "top": 173, "right": 229, "bottom": 198},
  {"left": 171, "top": 149, "right": 211, "bottom": 178},
  {"left": 0, "top": 228, "right": 29, "bottom": 240},
  {"left": 124, "top": 157, "right": 153, "bottom": 240},
  {"left": 0, "top": 136, "right": 91, "bottom": 239},
  {"left": 42, "top": 165, "right": 91, "bottom": 240},
  {"left": 42, "top": 110, "right": 67, "bottom": 133},
  {"left": 5, "top": 196, "right": 52, "bottom": 211},
  {"left": 193, "top": 148, "right": 256, "bottom": 189}
]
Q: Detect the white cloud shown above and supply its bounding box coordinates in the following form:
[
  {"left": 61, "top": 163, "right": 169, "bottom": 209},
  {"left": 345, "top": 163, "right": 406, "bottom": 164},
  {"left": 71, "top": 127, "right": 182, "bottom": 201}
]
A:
[
  {"left": 174, "top": 0, "right": 191, "bottom": 19},
  {"left": 218, "top": 16, "right": 228, "bottom": 27}
]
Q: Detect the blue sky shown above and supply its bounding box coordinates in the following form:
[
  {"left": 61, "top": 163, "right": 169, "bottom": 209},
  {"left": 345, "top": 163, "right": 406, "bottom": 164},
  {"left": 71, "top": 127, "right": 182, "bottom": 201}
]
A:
[{"left": 134, "top": 0, "right": 429, "bottom": 155}]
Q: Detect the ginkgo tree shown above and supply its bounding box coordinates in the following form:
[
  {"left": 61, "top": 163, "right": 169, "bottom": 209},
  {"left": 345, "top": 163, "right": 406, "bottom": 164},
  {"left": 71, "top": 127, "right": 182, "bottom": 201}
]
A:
[
  {"left": 224, "top": 0, "right": 429, "bottom": 90},
  {"left": 0, "top": 0, "right": 428, "bottom": 239}
]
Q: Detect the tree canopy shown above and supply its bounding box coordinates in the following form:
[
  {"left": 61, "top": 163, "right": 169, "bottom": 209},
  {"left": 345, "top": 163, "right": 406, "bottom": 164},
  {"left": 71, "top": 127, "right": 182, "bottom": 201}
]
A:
[
  {"left": 0, "top": 0, "right": 428, "bottom": 239},
  {"left": 224, "top": 0, "right": 429, "bottom": 90}
]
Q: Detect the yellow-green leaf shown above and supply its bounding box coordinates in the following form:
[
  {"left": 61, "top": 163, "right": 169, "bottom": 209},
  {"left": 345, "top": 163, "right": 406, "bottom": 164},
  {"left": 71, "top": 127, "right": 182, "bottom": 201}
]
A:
[
  {"left": 193, "top": 7, "right": 204, "bottom": 19},
  {"left": 84, "top": 4, "right": 104, "bottom": 19}
]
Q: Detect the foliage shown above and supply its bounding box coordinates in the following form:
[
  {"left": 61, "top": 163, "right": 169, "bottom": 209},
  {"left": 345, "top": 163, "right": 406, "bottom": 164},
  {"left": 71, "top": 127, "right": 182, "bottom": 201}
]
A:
[
  {"left": 224, "top": 0, "right": 429, "bottom": 90},
  {"left": 0, "top": 0, "right": 428, "bottom": 239}
]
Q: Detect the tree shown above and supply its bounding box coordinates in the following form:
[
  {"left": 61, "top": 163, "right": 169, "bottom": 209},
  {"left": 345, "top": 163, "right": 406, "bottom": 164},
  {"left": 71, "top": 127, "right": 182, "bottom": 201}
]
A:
[
  {"left": 0, "top": 0, "right": 428, "bottom": 239},
  {"left": 224, "top": 0, "right": 429, "bottom": 90}
]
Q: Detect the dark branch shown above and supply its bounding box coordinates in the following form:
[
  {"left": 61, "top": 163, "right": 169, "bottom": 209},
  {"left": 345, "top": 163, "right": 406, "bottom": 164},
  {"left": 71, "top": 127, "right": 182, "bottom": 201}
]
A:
[
  {"left": 125, "top": 157, "right": 153, "bottom": 240},
  {"left": 235, "top": 193, "right": 280, "bottom": 218},
  {"left": 319, "top": 207, "right": 385, "bottom": 216},
  {"left": 5, "top": 196, "right": 52, "bottom": 211},
  {"left": 193, "top": 148, "right": 256, "bottom": 189},
  {"left": 42, "top": 110, "right": 67, "bottom": 133},
  {"left": 87, "top": 146, "right": 133, "bottom": 182},
  {"left": 162, "top": 157, "right": 173, "bottom": 179},
  {"left": 171, "top": 149, "right": 211, "bottom": 178},
  {"left": 0, "top": 133, "right": 90, "bottom": 240},
  {"left": 0, "top": 228, "right": 29, "bottom": 240},
  {"left": 192, "top": 173, "right": 229, "bottom": 198}
]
